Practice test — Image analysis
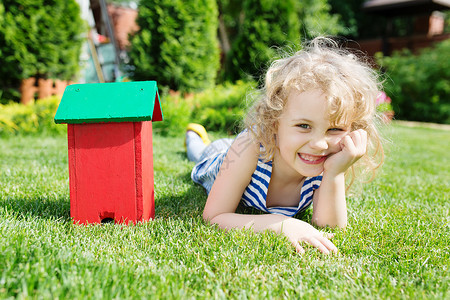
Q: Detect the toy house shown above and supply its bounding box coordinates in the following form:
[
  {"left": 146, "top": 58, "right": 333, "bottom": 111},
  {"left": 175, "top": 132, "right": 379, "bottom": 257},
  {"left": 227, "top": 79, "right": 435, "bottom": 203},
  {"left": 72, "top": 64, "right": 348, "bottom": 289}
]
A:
[{"left": 54, "top": 81, "right": 163, "bottom": 224}]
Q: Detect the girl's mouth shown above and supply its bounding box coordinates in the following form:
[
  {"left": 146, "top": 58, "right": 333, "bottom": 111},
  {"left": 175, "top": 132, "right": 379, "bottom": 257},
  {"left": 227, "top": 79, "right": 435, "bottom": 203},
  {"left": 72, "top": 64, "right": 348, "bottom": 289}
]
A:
[{"left": 298, "top": 153, "right": 327, "bottom": 165}]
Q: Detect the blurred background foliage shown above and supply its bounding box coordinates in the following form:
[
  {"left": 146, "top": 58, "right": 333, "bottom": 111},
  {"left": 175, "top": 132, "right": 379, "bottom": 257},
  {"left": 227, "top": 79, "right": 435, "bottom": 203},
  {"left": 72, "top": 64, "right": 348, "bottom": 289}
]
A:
[{"left": 0, "top": 0, "right": 449, "bottom": 125}]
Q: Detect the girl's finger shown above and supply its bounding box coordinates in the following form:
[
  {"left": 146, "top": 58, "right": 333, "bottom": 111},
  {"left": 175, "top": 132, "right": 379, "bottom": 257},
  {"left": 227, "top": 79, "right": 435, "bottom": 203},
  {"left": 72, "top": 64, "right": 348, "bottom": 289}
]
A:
[
  {"left": 294, "top": 241, "right": 306, "bottom": 254},
  {"left": 351, "top": 130, "right": 362, "bottom": 146},
  {"left": 316, "top": 235, "right": 338, "bottom": 254},
  {"left": 359, "top": 130, "right": 368, "bottom": 151},
  {"left": 342, "top": 135, "right": 356, "bottom": 154},
  {"left": 352, "top": 129, "right": 367, "bottom": 151},
  {"left": 288, "top": 237, "right": 306, "bottom": 254},
  {"left": 305, "top": 237, "right": 330, "bottom": 255}
]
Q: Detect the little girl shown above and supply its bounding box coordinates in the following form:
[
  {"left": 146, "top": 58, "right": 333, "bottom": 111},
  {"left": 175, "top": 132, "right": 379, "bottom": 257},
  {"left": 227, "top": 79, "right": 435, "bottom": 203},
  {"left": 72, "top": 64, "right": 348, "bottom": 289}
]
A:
[{"left": 186, "top": 38, "right": 384, "bottom": 254}]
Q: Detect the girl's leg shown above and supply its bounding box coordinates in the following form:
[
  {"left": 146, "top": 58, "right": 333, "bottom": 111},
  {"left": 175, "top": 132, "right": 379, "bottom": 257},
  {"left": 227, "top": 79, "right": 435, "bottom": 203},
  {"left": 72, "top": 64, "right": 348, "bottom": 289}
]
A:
[
  {"left": 186, "top": 131, "right": 207, "bottom": 163},
  {"left": 186, "top": 132, "right": 234, "bottom": 163},
  {"left": 185, "top": 123, "right": 233, "bottom": 163},
  {"left": 198, "top": 138, "right": 234, "bottom": 162}
]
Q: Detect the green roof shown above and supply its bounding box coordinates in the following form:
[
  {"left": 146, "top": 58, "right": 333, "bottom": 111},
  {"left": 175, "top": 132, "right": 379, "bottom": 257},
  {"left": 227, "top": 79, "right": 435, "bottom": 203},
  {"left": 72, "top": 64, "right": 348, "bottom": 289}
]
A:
[{"left": 54, "top": 81, "right": 163, "bottom": 124}]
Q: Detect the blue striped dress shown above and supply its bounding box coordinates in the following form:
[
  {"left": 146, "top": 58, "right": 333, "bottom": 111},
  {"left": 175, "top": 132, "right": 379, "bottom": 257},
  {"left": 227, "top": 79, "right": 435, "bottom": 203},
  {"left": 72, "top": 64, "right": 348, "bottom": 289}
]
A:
[{"left": 191, "top": 137, "right": 323, "bottom": 217}]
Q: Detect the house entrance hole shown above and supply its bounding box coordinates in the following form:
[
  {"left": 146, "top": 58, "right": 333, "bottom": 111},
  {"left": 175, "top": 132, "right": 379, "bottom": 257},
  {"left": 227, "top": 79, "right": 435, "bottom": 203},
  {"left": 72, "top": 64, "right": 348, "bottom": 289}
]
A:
[{"left": 101, "top": 218, "right": 114, "bottom": 224}]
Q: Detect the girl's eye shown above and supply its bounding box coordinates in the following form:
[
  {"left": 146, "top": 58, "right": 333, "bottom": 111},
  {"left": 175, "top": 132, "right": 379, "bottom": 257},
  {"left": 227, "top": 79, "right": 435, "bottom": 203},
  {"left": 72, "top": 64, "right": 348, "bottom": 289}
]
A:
[
  {"left": 296, "top": 124, "right": 310, "bottom": 129},
  {"left": 328, "top": 127, "right": 349, "bottom": 133}
]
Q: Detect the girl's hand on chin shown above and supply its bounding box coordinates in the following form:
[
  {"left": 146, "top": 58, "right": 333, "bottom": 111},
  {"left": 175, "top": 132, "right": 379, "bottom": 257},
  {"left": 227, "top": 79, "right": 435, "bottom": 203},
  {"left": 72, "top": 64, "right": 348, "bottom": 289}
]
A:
[{"left": 324, "top": 129, "right": 368, "bottom": 176}]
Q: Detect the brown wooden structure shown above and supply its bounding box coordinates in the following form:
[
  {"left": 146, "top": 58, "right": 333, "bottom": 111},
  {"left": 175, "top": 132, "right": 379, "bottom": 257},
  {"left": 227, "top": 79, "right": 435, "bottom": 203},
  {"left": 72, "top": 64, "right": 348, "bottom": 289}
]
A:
[{"left": 356, "top": 0, "right": 450, "bottom": 56}]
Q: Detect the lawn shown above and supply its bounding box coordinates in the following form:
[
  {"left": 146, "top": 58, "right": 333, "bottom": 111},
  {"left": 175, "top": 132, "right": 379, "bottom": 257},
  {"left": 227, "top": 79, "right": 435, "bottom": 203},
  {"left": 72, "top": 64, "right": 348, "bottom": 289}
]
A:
[{"left": 0, "top": 124, "right": 449, "bottom": 299}]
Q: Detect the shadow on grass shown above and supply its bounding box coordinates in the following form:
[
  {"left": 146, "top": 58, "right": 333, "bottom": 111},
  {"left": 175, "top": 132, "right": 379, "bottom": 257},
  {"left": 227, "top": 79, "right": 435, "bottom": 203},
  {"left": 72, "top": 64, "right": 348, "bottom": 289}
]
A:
[
  {"left": 176, "top": 171, "right": 194, "bottom": 183},
  {"left": 155, "top": 171, "right": 207, "bottom": 219},
  {"left": 0, "top": 196, "right": 71, "bottom": 221},
  {"left": 176, "top": 150, "right": 189, "bottom": 160},
  {"left": 1, "top": 191, "right": 204, "bottom": 223},
  {"left": 1, "top": 169, "right": 206, "bottom": 222}
]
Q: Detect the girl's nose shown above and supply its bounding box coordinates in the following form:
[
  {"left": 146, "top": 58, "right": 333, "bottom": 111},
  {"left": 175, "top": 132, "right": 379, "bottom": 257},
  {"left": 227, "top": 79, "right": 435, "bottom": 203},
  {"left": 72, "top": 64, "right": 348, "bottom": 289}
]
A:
[{"left": 309, "top": 135, "right": 329, "bottom": 151}]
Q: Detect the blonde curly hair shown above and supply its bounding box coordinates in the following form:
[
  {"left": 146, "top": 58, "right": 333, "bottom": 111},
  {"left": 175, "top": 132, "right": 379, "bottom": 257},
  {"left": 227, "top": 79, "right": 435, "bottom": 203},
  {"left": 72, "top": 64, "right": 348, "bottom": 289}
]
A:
[{"left": 244, "top": 37, "right": 385, "bottom": 185}]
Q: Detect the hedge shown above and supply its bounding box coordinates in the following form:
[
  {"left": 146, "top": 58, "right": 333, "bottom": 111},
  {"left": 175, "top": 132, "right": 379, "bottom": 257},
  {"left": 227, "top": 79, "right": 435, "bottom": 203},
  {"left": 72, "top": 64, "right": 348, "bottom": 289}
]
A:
[
  {"left": 0, "top": 97, "right": 65, "bottom": 136},
  {"left": 1, "top": 81, "right": 254, "bottom": 137}
]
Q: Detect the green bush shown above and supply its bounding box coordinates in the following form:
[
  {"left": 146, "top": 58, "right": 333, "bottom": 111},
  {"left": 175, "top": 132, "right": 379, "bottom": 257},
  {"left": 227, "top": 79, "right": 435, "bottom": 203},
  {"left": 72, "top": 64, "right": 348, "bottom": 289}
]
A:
[
  {"left": 191, "top": 81, "right": 255, "bottom": 134},
  {"left": 0, "top": 97, "right": 66, "bottom": 136},
  {"left": 0, "top": 0, "right": 84, "bottom": 101},
  {"left": 377, "top": 40, "right": 450, "bottom": 124},
  {"left": 129, "top": 0, "right": 220, "bottom": 93},
  {"left": 152, "top": 93, "right": 192, "bottom": 137},
  {"left": 153, "top": 81, "right": 255, "bottom": 136}
]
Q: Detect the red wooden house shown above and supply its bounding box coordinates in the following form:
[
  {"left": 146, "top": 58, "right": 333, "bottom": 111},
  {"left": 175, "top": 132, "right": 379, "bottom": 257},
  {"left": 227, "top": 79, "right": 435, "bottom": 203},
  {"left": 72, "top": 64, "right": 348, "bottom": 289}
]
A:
[{"left": 54, "top": 81, "right": 163, "bottom": 224}]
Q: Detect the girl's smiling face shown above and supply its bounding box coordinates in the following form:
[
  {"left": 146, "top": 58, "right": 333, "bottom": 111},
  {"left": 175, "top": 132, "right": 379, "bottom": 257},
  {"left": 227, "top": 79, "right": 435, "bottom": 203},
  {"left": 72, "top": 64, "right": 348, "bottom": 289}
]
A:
[{"left": 274, "top": 89, "right": 350, "bottom": 178}]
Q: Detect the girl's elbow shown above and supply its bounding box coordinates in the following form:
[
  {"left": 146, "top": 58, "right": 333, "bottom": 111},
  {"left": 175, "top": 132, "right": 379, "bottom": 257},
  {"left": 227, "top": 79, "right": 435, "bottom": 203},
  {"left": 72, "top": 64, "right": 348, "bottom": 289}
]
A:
[
  {"left": 202, "top": 209, "right": 212, "bottom": 222},
  {"left": 202, "top": 207, "right": 218, "bottom": 223},
  {"left": 203, "top": 208, "right": 228, "bottom": 226}
]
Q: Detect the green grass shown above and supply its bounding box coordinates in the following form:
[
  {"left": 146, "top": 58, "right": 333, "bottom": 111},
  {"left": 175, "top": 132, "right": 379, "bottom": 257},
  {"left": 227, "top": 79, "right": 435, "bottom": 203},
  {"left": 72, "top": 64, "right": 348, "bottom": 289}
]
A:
[{"left": 0, "top": 125, "right": 449, "bottom": 299}]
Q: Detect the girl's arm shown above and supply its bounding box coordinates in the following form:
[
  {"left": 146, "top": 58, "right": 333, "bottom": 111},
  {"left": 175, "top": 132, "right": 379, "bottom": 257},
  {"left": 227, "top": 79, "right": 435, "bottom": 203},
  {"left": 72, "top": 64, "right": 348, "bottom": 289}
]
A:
[
  {"left": 203, "top": 131, "right": 337, "bottom": 254},
  {"left": 312, "top": 129, "right": 368, "bottom": 228}
]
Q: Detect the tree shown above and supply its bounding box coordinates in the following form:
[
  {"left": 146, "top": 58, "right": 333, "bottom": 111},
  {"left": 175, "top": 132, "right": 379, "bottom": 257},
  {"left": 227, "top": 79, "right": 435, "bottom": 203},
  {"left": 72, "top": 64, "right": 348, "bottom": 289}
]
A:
[
  {"left": 128, "top": 0, "right": 220, "bottom": 93},
  {"left": 225, "top": 0, "right": 300, "bottom": 82}
]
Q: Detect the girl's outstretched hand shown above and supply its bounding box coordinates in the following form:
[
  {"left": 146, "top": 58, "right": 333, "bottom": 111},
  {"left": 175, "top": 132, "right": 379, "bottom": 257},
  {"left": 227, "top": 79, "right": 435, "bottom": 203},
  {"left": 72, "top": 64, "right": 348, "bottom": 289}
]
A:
[
  {"left": 324, "top": 129, "right": 368, "bottom": 176},
  {"left": 279, "top": 218, "right": 337, "bottom": 254}
]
